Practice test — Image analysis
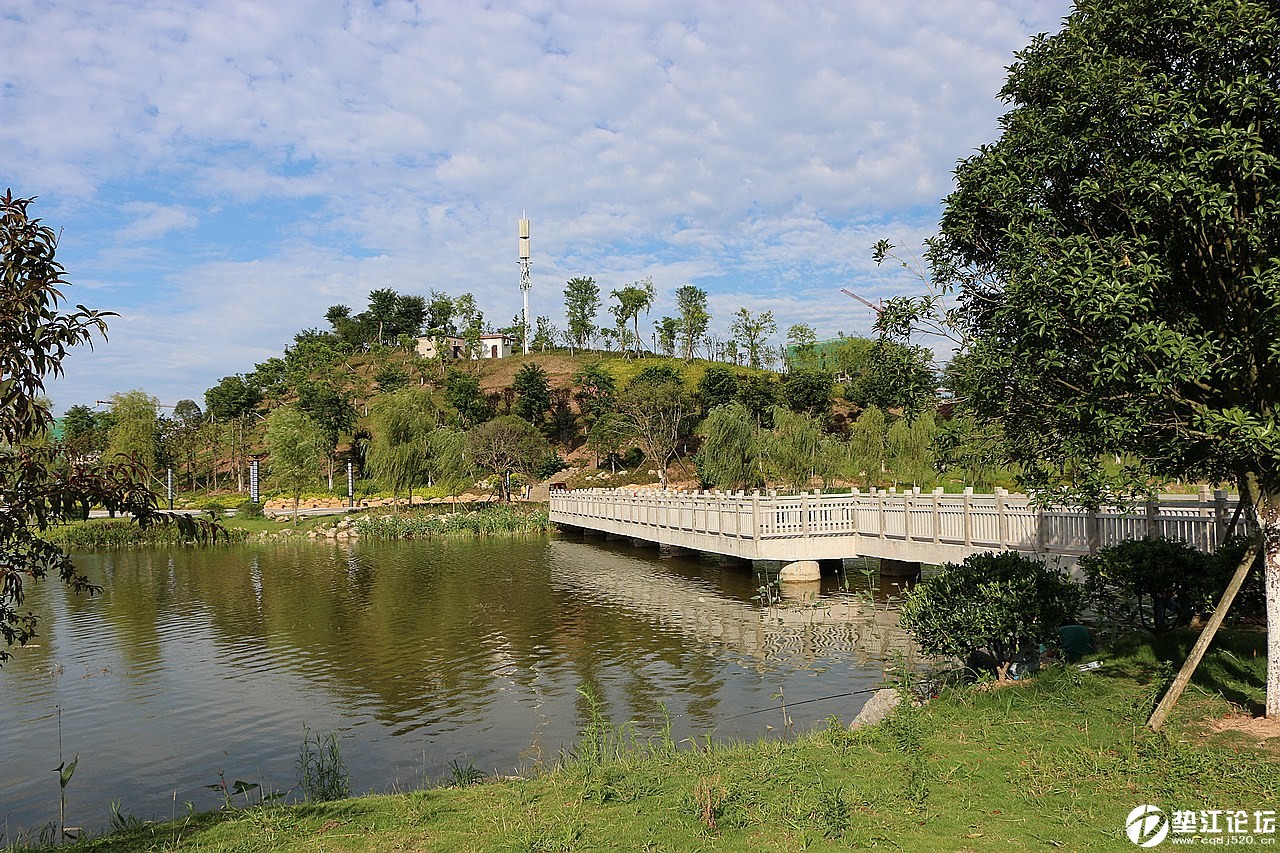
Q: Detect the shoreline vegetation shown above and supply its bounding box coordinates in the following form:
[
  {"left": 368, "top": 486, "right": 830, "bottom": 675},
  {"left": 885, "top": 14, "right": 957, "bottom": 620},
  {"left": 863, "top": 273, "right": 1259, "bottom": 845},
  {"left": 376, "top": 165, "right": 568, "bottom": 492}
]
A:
[
  {"left": 5, "top": 630, "right": 1274, "bottom": 852},
  {"left": 43, "top": 504, "right": 553, "bottom": 548}
]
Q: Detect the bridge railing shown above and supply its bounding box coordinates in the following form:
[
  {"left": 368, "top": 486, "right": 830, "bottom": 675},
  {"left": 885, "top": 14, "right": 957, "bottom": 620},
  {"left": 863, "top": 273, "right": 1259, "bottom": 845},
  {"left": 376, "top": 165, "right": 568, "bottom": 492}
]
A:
[{"left": 550, "top": 485, "right": 1243, "bottom": 559}]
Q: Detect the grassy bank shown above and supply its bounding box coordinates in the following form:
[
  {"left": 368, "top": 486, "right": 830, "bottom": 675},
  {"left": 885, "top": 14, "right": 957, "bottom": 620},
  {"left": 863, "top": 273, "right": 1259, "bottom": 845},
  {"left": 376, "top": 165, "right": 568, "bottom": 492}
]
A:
[
  {"left": 14, "top": 630, "right": 1276, "bottom": 852},
  {"left": 352, "top": 505, "right": 551, "bottom": 539},
  {"left": 44, "top": 518, "right": 252, "bottom": 548}
]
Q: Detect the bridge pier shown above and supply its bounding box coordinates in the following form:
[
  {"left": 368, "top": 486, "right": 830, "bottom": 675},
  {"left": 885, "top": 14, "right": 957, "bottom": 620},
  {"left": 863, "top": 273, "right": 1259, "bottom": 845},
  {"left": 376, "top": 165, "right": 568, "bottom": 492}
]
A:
[
  {"left": 659, "top": 543, "right": 698, "bottom": 558},
  {"left": 630, "top": 537, "right": 655, "bottom": 549},
  {"left": 818, "top": 558, "right": 844, "bottom": 576}
]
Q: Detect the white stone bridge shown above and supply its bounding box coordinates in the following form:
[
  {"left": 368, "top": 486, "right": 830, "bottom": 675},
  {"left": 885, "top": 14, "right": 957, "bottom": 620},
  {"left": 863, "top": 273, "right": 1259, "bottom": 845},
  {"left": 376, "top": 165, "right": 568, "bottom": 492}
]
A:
[{"left": 550, "top": 486, "right": 1242, "bottom": 567}]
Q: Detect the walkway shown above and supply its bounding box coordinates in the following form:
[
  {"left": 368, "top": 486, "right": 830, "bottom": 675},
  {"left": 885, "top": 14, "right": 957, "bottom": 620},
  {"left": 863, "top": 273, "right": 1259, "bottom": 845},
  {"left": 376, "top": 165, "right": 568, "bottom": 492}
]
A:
[{"left": 550, "top": 486, "right": 1240, "bottom": 565}]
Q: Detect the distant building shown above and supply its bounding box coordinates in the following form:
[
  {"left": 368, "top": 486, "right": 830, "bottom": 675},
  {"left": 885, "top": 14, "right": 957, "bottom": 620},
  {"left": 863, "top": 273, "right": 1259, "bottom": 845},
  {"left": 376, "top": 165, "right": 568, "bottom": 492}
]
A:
[
  {"left": 416, "top": 333, "right": 514, "bottom": 360},
  {"left": 479, "top": 333, "right": 513, "bottom": 359},
  {"left": 416, "top": 335, "right": 467, "bottom": 360}
]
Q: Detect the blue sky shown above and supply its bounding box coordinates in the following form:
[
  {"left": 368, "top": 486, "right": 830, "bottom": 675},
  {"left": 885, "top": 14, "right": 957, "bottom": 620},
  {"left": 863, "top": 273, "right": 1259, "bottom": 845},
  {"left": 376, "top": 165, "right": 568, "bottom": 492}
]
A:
[{"left": 3, "top": 0, "right": 1072, "bottom": 413}]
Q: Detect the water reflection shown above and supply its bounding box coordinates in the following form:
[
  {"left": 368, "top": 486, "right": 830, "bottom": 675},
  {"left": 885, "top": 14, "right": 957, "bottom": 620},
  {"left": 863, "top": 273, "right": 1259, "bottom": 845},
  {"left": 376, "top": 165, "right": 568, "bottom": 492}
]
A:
[{"left": 0, "top": 535, "right": 910, "bottom": 838}]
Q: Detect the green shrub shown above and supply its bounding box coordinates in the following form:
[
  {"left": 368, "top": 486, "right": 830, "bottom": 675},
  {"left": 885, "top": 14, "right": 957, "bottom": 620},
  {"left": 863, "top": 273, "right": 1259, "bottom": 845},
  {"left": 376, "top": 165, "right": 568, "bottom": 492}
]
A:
[
  {"left": 1078, "top": 537, "right": 1213, "bottom": 635},
  {"left": 236, "top": 499, "right": 265, "bottom": 519},
  {"left": 1206, "top": 533, "right": 1265, "bottom": 621},
  {"left": 898, "top": 551, "right": 1080, "bottom": 680},
  {"left": 534, "top": 453, "right": 567, "bottom": 480},
  {"left": 203, "top": 499, "right": 226, "bottom": 519}
]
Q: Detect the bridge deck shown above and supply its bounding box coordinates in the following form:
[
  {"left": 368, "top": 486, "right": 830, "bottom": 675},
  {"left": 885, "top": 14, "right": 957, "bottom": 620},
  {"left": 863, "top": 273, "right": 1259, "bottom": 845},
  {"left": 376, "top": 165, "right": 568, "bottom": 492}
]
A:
[{"left": 550, "top": 486, "right": 1240, "bottom": 564}]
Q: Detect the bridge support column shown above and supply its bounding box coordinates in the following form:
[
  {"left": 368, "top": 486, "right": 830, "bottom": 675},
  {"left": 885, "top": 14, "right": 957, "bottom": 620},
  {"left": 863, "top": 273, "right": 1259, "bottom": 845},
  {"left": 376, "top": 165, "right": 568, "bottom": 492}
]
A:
[
  {"left": 659, "top": 544, "right": 697, "bottom": 558},
  {"left": 630, "top": 537, "right": 653, "bottom": 548}
]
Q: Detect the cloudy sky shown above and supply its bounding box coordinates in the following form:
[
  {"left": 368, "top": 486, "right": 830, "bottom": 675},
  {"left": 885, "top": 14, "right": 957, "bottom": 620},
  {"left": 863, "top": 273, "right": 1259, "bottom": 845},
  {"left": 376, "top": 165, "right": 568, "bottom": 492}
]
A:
[{"left": 4, "top": 0, "right": 1072, "bottom": 413}]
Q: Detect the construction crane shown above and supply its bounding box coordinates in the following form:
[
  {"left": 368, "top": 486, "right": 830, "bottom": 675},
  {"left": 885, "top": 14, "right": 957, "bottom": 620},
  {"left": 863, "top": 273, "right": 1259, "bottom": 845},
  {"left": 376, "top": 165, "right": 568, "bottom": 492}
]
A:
[{"left": 840, "top": 288, "right": 882, "bottom": 315}]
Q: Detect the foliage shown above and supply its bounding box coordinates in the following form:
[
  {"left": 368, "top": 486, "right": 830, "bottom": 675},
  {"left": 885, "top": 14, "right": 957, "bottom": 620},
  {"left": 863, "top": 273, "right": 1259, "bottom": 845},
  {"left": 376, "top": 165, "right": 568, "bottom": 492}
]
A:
[
  {"left": 366, "top": 388, "right": 436, "bottom": 501},
  {"left": 785, "top": 323, "right": 818, "bottom": 371},
  {"left": 1, "top": 191, "right": 218, "bottom": 662},
  {"left": 45, "top": 519, "right": 250, "bottom": 548},
  {"left": 532, "top": 315, "right": 559, "bottom": 352},
  {"left": 325, "top": 288, "right": 427, "bottom": 347},
  {"left": 61, "top": 404, "right": 108, "bottom": 456},
  {"left": 353, "top": 505, "right": 551, "bottom": 538},
  {"left": 901, "top": 0, "right": 1280, "bottom": 510},
  {"left": 887, "top": 411, "right": 938, "bottom": 488},
  {"left": 609, "top": 277, "right": 656, "bottom": 358},
  {"left": 467, "top": 416, "right": 550, "bottom": 501},
  {"left": 730, "top": 307, "right": 776, "bottom": 369},
  {"left": 444, "top": 368, "right": 492, "bottom": 428},
  {"left": 735, "top": 372, "right": 778, "bottom": 429},
  {"left": 264, "top": 406, "right": 326, "bottom": 523},
  {"left": 235, "top": 499, "right": 264, "bottom": 520},
  {"left": 694, "top": 402, "right": 762, "bottom": 490},
  {"left": 696, "top": 364, "right": 738, "bottom": 416},
  {"left": 674, "top": 285, "right": 710, "bottom": 361},
  {"left": 572, "top": 361, "right": 616, "bottom": 429},
  {"left": 512, "top": 362, "right": 551, "bottom": 426},
  {"left": 763, "top": 407, "right": 835, "bottom": 493},
  {"left": 587, "top": 413, "right": 631, "bottom": 473},
  {"left": 297, "top": 727, "right": 349, "bottom": 803},
  {"left": 534, "top": 453, "right": 567, "bottom": 481},
  {"left": 614, "top": 367, "right": 694, "bottom": 485},
  {"left": 848, "top": 406, "right": 887, "bottom": 488},
  {"left": 427, "top": 427, "right": 475, "bottom": 500},
  {"left": 932, "top": 415, "right": 1004, "bottom": 491},
  {"left": 564, "top": 276, "right": 601, "bottom": 352},
  {"left": 105, "top": 390, "right": 160, "bottom": 477},
  {"left": 782, "top": 368, "right": 833, "bottom": 417},
  {"left": 899, "top": 551, "right": 1081, "bottom": 679},
  {"left": 1079, "top": 537, "right": 1219, "bottom": 635},
  {"left": 843, "top": 341, "right": 936, "bottom": 417},
  {"left": 654, "top": 315, "right": 679, "bottom": 357}
]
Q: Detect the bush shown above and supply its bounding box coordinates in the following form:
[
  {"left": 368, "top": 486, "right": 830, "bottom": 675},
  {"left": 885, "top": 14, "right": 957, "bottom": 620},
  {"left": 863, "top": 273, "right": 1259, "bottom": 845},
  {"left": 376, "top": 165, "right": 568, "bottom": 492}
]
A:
[
  {"left": 1078, "top": 537, "right": 1212, "bottom": 635},
  {"left": 1206, "top": 533, "right": 1265, "bottom": 621},
  {"left": 236, "top": 499, "right": 265, "bottom": 519},
  {"left": 534, "top": 453, "right": 567, "bottom": 481},
  {"left": 898, "top": 551, "right": 1080, "bottom": 680}
]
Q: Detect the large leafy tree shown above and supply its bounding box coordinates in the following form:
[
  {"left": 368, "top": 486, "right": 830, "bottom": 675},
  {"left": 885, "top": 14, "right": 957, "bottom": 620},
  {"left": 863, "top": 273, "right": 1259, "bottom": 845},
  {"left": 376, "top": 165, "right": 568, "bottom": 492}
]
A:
[
  {"left": 695, "top": 401, "right": 763, "bottom": 490},
  {"left": 614, "top": 365, "right": 695, "bottom": 487},
  {"left": 512, "top": 363, "right": 551, "bottom": 427},
  {"left": 1, "top": 192, "right": 212, "bottom": 661},
  {"left": 610, "top": 277, "right": 656, "bottom": 359},
  {"left": 563, "top": 276, "right": 600, "bottom": 353},
  {"left": 674, "top": 285, "right": 710, "bottom": 361},
  {"left": 730, "top": 307, "right": 776, "bottom": 369},
  {"left": 467, "top": 416, "right": 549, "bottom": 502},
  {"left": 893, "top": 1, "right": 1280, "bottom": 711}
]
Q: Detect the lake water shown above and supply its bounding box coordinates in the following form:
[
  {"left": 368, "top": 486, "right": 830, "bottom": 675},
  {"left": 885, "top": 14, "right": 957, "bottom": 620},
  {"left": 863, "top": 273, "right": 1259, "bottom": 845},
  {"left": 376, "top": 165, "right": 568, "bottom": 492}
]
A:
[{"left": 0, "top": 535, "right": 909, "bottom": 838}]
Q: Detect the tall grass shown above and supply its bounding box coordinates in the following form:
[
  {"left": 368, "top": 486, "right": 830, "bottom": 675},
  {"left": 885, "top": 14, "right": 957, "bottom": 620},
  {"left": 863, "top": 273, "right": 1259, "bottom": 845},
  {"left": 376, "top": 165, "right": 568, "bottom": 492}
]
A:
[
  {"left": 353, "top": 505, "right": 550, "bottom": 540},
  {"left": 45, "top": 519, "right": 249, "bottom": 548}
]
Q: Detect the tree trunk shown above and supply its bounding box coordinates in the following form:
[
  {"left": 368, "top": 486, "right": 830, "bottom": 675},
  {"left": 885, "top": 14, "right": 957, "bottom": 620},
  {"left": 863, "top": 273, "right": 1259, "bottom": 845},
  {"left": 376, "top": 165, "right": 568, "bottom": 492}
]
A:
[{"left": 1263, "top": 488, "right": 1280, "bottom": 718}]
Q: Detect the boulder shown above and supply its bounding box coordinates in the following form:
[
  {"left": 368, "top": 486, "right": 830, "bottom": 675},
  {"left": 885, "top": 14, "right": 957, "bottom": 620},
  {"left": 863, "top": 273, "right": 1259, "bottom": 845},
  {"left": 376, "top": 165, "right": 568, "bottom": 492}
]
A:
[{"left": 779, "top": 560, "right": 821, "bottom": 582}]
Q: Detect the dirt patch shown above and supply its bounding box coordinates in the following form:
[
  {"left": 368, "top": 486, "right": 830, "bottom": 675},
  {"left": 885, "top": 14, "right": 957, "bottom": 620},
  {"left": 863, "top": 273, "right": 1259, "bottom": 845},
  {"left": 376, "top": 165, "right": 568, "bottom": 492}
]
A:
[{"left": 1205, "top": 714, "right": 1280, "bottom": 744}]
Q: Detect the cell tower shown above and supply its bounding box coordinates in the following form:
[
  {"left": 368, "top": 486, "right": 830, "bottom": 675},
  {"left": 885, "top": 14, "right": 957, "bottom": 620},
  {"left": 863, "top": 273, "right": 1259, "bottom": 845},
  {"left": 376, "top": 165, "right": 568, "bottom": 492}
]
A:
[{"left": 518, "top": 215, "right": 531, "bottom": 354}]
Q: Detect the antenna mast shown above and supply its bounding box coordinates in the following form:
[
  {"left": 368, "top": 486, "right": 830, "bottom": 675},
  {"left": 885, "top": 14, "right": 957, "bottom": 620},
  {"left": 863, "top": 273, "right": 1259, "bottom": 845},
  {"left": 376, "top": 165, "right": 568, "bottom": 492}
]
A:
[{"left": 518, "top": 215, "right": 531, "bottom": 353}]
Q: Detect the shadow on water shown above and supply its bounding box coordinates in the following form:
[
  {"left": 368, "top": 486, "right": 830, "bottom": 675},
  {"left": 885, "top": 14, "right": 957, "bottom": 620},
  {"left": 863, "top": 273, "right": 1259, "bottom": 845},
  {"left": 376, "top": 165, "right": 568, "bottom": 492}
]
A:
[{"left": 0, "top": 535, "right": 914, "bottom": 838}]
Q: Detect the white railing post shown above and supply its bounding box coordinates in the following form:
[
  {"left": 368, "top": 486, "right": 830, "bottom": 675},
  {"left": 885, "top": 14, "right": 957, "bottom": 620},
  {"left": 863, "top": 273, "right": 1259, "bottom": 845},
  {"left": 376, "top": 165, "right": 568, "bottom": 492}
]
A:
[
  {"left": 1214, "top": 488, "right": 1229, "bottom": 546},
  {"left": 996, "top": 487, "right": 1009, "bottom": 547},
  {"left": 963, "top": 487, "right": 973, "bottom": 547}
]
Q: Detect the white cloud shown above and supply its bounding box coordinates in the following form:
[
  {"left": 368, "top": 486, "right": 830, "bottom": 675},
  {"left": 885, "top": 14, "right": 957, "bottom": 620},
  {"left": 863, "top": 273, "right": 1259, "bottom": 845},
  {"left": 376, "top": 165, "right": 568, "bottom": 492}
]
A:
[{"left": 0, "top": 0, "right": 1073, "bottom": 409}]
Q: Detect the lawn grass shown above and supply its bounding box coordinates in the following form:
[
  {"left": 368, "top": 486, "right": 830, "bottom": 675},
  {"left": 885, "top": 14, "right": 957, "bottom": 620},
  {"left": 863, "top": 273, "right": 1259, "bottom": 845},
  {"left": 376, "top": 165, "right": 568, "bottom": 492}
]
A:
[{"left": 13, "top": 630, "right": 1276, "bottom": 852}]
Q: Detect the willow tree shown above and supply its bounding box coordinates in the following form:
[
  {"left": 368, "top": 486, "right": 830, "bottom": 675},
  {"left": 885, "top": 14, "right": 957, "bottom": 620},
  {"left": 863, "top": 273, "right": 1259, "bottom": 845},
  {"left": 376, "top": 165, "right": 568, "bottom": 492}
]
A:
[
  {"left": 695, "top": 402, "right": 762, "bottom": 490},
  {"left": 366, "top": 388, "right": 436, "bottom": 506},
  {"left": 848, "top": 406, "right": 887, "bottom": 489},
  {"left": 264, "top": 406, "right": 326, "bottom": 524},
  {"left": 764, "top": 407, "right": 833, "bottom": 494},
  {"left": 886, "top": 0, "right": 1280, "bottom": 713}
]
